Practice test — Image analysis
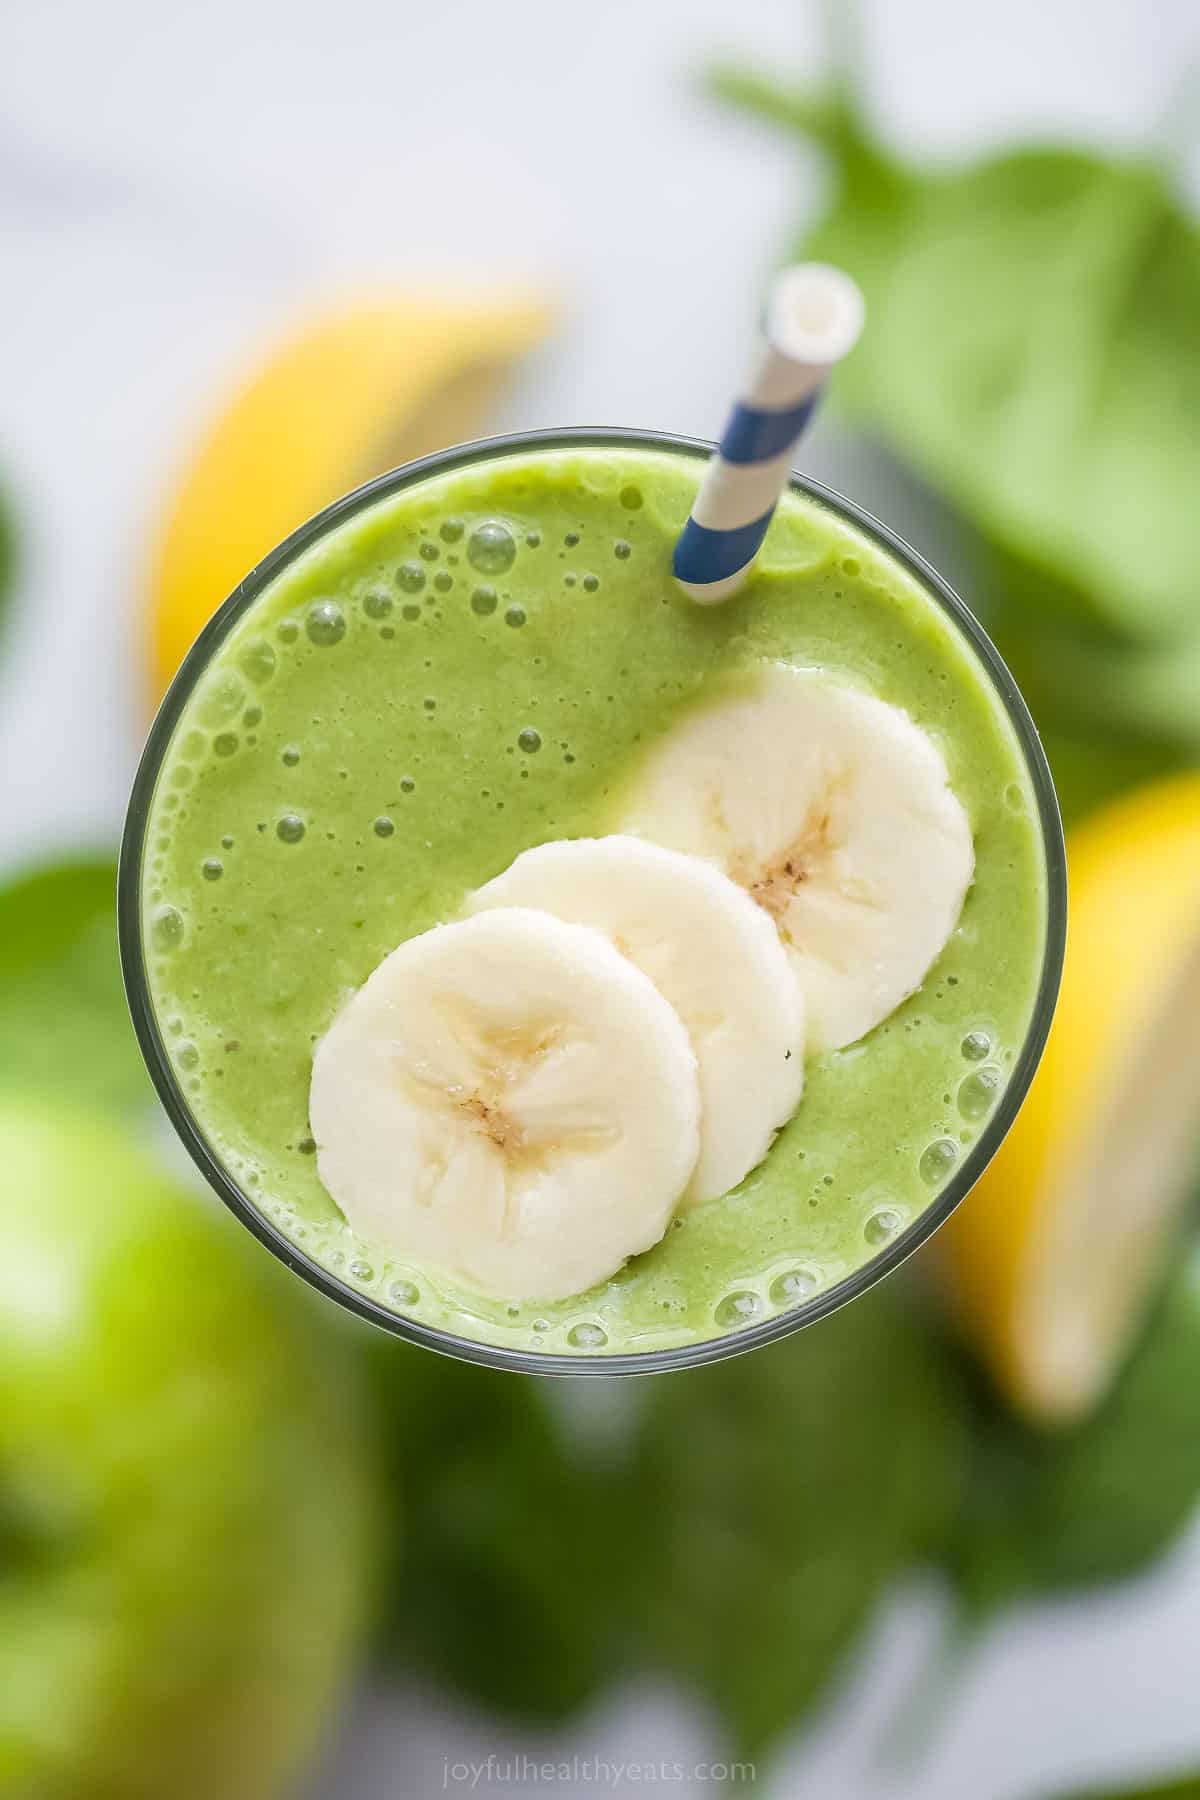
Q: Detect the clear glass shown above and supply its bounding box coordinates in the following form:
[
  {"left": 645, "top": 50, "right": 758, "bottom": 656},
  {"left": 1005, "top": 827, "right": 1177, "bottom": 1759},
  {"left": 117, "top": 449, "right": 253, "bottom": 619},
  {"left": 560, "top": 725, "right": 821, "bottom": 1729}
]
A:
[{"left": 118, "top": 428, "right": 1067, "bottom": 1375}]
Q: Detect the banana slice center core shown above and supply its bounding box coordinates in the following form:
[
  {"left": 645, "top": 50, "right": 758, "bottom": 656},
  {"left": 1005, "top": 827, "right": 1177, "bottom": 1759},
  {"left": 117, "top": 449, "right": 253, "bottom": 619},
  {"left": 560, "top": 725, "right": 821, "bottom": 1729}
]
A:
[
  {"left": 456, "top": 1089, "right": 521, "bottom": 1154},
  {"left": 735, "top": 804, "right": 840, "bottom": 931},
  {"left": 408, "top": 1014, "right": 611, "bottom": 1175}
]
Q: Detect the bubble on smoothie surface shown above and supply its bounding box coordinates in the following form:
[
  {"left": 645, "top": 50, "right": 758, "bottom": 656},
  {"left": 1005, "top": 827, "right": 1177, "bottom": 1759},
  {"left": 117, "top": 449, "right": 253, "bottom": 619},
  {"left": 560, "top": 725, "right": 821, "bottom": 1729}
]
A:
[
  {"left": 715, "top": 1290, "right": 761, "bottom": 1328},
  {"left": 373, "top": 816, "right": 395, "bottom": 838},
  {"left": 958, "top": 1065, "right": 1001, "bottom": 1120},
  {"left": 238, "top": 639, "right": 276, "bottom": 685},
  {"left": 434, "top": 571, "right": 453, "bottom": 593},
  {"left": 179, "top": 729, "right": 207, "bottom": 760},
  {"left": 439, "top": 517, "right": 464, "bottom": 543},
  {"left": 348, "top": 1259, "right": 375, "bottom": 1282},
  {"left": 201, "top": 857, "right": 224, "bottom": 882},
  {"left": 583, "top": 574, "right": 599, "bottom": 592},
  {"left": 281, "top": 744, "right": 301, "bottom": 766},
  {"left": 505, "top": 606, "right": 526, "bottom": 628},
  {"left": 770, "top": 1268, "right": 817, "bottom": 1305},
  {"left": 919, "top": 1139, "right": 960, "bottom": 1186},
  {"left": 306, "top": 600, "right": 346, "bottom": 646},
  {"left": 961, "top": 1029, "right": 992, "bottom": 1061},
  {"left": 243, "top": 704, "right": 263, "bottom": 727},
  {"left": 151, "top": 904, "right": 185, "bottom": 951},
  {"left": 614, "top": 540, "right": 632, "bottom": 560},
  {"left": 419, "top": 541, "right": 440, "bottom": 562},
  {"left": 276, "top": 813, "right": 306, "bottom": 843},
  {"left": 177, "top": 1041, "right": 200, "bottom": 1071},
  {"left": 400, "top": 776, "right": 416, "bottom": 794},
  {"left": 619, "top": 485, "right": 643, "bottom": 511},
  {"left": 396, "top": 561, "right": 426, "bottom": 594},
  {"left": 471, "top": 585, "right": 498, "bottom": 616},
  {"left": 864, "top": 1207, "right": 902, "bottom": 1245},
  {"left": 467, "top": 521, "right": 516, "bottom": 575},
  {"left": 276, "top": 617, "right": 300, "bottom": 643},
  {"left": 363, "top": 588, "right": 393, "bottom": 619},
  {"left": 567, "top": 1322, "right": 608, "bottom": 1349},
  {"left": 517, "top": 727, "right": 541, "bottom": 753},
  {"left": 389, "top": 1279, "right": 419, "bottom": 1305},
  {"left": 197, "top": 672, "right": 245, "bottom": 728}
]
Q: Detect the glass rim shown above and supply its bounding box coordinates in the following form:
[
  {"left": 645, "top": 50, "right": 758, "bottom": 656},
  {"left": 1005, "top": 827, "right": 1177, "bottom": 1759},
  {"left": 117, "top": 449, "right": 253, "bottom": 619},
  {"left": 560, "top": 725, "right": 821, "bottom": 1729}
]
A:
[{"left": 118, "top": 425, "right": 1068, "bottom": 1376}]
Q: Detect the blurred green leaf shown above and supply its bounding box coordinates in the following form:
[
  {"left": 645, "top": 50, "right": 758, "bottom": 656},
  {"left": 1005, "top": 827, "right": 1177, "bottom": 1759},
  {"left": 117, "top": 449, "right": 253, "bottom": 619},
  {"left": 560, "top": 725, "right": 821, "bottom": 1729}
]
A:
[
  {"left": 0, "top": 857, "right": 147, "bottom": 1114},
  {"left": 1059, "top": 634, "right": 1200, "bottom": 754},
  {"left": 978, "top": 570, "right": 1191, "bottom": 825},
  {"left": 947, "top": 1253, "right": 1200, "bottom": 1621},
  {"left": 1052, "top": 1774, "right": 1200, "bottom": 1800},
  {"left": 1013, "top": 620, "right": 1200, "bottom": 763},
  {"left": 632, "top": 1282, "right": 967, "bottom": 1760},
  {"left": 0, "top": 485, "right": 14, "bottom": 644},
  {"left": 368, "top": 1340, "right": 633, "bottom": 1724},
  {"left": 1030, "top": 729, "right": 1185, "bottom": 831},
  {"left": 972, "top": 544, "right": 1200, "bottom": 784},
  {"left": 710, "top": 67, "right": 1200, "bottom": 644}
]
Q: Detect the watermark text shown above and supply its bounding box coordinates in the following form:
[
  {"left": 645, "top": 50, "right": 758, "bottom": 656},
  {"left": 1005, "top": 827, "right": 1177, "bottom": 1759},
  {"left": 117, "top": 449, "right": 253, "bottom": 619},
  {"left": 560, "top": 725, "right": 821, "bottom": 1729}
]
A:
[{"left": 441, "top": 1753, "right": 756, "bottom": 1789}]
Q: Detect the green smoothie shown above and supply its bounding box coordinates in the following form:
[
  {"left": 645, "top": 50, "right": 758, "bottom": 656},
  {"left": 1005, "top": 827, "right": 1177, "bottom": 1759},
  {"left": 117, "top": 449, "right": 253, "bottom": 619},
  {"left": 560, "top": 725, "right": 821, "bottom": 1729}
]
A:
[{"left": 139, "top": 441, "right": 1048, "bottom": 1356}]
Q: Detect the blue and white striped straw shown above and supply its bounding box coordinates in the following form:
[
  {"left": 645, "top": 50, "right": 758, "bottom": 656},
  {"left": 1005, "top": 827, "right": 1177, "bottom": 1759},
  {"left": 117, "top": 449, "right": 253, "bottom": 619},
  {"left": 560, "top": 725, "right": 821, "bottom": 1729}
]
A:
[{"left": 674, "top": 264, "right": 865, "bottom": 604}]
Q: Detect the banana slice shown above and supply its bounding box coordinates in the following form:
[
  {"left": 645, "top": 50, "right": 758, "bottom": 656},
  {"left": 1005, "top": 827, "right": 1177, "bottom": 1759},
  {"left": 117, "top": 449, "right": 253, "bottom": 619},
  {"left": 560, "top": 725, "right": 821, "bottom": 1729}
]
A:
[
  {"left": 467, "top": 837, "right": 804, "bottom": 1205},
  {"left": 309, "top": 907, "right": 700, "bottom": 1302},
  {"left": 619, "top": 664, "right": 974, "bottom": 1052}
]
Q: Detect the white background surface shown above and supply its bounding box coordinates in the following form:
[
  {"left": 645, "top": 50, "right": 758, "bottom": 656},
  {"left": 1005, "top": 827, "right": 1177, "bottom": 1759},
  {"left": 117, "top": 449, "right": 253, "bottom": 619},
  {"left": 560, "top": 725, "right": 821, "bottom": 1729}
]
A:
[{"left": 4, "top": 2, "right": 1199, "bottom": 1795}]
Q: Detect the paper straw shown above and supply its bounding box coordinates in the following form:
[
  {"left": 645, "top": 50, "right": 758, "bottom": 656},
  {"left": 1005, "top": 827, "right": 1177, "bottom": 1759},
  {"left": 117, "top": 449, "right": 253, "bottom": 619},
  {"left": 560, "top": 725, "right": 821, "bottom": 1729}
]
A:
[{"left": 673, "top": 264, "right": 865, "bottom": 604}]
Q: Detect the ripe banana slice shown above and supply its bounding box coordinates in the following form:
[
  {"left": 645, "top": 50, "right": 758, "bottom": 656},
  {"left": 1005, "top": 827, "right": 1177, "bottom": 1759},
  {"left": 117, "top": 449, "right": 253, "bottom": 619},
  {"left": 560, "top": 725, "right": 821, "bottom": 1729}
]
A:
[
  {"left": 309, "top": 907, "right": 700, "bottom": 1302},
  {"left": 467, "top": 837, "right": 804, "bottom": 1205},
  {"left": 619, "top": 664, "right": 974, "bottom": 1052}
]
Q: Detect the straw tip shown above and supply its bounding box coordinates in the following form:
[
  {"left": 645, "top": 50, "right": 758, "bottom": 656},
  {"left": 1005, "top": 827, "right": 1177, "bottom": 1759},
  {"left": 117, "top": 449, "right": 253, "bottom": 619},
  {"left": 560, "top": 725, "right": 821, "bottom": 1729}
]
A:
[
  {"left": 765, "top": 263, "right": 865, "bottom": 367},
  {"left": 674, "top": 568, "right": 751, "bottom": 605}
]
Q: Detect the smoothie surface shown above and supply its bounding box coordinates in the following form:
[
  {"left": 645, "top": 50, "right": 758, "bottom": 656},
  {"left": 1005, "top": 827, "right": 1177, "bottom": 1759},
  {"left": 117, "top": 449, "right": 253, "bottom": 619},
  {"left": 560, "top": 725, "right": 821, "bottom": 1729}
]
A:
[{"left": 141, "top": 443, "right": 1048, "bottom": 1355}]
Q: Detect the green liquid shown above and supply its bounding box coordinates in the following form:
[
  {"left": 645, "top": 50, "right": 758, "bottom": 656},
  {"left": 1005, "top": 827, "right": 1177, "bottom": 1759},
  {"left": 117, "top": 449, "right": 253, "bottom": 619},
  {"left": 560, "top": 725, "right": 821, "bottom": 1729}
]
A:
[{"left": 142, "top": 445, "right": 1047, "bottom": 1355}]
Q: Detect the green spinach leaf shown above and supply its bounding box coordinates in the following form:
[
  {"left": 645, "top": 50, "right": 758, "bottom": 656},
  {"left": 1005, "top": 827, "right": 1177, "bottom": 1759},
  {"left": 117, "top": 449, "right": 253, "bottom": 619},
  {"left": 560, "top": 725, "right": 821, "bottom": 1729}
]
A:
[
  {"left": 710, "top": 66, "right": 1200, "bottom": 643},
  {"left": 1053, "top": 1774, "right": 1200, "bottom": 1800},
  {"left": 367, "top": 1339, "right": 635, "bottom": 1724},
  {"left": 632, "top": 1282, "right": 967, "bottom": 1760},
  {"left": 0, "top": 858, "right": 147, "bottom": 1113},
  {"left": 972, "top": 554, "right": 1194, "bottom": 822},
  {"left": 947, "top": 1254, "right": 1200, "bottom": 1621},
  {"left": 1017, "top": 620, "right": 1200, "bottom": 761},
  {"left": 0, "top": 484, "right": 14, "bottom": 646}
]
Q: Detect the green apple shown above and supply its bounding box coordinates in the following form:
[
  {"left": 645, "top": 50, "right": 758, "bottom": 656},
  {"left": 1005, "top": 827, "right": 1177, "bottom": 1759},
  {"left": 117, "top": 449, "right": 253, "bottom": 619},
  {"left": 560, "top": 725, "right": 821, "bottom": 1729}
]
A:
[{"left": 0, "top": 1095, "right": 378, "bottom": 1800}]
